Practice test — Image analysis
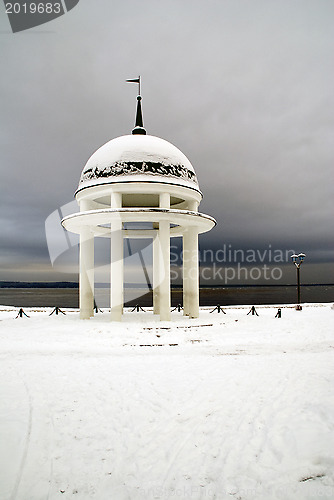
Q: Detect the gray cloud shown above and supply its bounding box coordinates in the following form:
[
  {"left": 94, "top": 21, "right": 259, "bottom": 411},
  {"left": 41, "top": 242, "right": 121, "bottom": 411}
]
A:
[{"left": 0, "top": 0, "right": 333, "bottom": 283}]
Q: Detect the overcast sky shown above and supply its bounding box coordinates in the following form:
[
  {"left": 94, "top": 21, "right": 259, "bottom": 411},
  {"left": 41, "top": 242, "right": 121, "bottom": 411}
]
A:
[{"left": 0, "top": 0, "right": 333, "bottom": 284}]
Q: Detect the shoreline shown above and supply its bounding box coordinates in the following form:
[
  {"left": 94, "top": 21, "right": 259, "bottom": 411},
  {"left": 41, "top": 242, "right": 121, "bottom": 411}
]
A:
[{"left": 0, "top": 285, "right": 333, "bottom": 308}]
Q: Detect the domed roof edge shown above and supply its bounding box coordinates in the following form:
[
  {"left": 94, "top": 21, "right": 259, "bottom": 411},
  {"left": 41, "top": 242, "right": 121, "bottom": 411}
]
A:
[{"left": 78, "top": 134, "right": 200, "bottom": 190}]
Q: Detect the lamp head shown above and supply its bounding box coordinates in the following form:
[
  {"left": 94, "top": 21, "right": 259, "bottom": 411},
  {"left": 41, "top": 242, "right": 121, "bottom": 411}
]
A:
[
  {"left": 298, "top": 253, "right": 306, "bottom": 262},
  {"left": 291, "top": 254, "right": 298, "bottom": 263}
]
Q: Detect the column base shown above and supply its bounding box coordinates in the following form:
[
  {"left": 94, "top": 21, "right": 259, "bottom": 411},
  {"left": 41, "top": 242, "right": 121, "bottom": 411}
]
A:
[{"left": 80, "top": 310, "right": 91, "bottom": 320}]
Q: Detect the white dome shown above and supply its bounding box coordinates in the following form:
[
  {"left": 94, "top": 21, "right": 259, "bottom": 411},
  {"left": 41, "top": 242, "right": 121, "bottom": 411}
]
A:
[{"left": 77, "top": 134, "right": 200, "bottom": 194}]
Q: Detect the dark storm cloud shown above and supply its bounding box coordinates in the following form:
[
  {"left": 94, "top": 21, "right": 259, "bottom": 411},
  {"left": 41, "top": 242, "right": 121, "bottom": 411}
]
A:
[{"left": 0, "top": 0, "right": 333, "bottom": 282}]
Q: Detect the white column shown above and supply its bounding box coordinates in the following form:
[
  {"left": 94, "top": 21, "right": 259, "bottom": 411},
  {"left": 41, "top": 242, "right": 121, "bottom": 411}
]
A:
[
  {"left": 153, "top": 227, "right": 160, "bottom": 315},
  {"left": 183, "top": 226, "right": 199, "bottom": 319},
  {"left": 110, "top": 192, "right": 123, "bottom": 321},
  {"left": 159, "top": 193, "right": 170, "bottom": 321},
  {"left": 183, "top": 230, "right": 190, "bottom": 316},
  {"left": 183, "top": 200, "right": 198, "bottom": 317},
  {"left": 188, "top": 199, "right": 199, "bottom": 212},
  {"left": 79, "top": 199, "right": 94, "bottom": 319},
  {"left": 189, "top": 227, "right": 199, "bottom": 318}
]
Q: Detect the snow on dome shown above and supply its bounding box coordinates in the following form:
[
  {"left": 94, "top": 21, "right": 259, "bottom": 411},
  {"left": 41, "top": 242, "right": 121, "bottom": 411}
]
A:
[{"left": 77, "top": 134, "right": 200, "bottom": 193}]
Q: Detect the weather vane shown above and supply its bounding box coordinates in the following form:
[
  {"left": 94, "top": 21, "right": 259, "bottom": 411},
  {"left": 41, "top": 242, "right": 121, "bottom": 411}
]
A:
[{"left": 126, "top": 76, "right": 141, "bottom": 95}]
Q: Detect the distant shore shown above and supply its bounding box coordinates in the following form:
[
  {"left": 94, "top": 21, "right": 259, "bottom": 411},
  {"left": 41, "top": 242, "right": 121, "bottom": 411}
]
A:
[
  {"left": 0, "top": 285, "right": 333, "bottom": 308},
  {"left": 1, "top": 281, "right": 333, "bottom": 288}
]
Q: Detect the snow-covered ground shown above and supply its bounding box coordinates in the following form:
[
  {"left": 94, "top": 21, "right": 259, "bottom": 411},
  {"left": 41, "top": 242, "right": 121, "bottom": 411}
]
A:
[{"left": 0, "top": 304, "right": 333, "bottom": 500}]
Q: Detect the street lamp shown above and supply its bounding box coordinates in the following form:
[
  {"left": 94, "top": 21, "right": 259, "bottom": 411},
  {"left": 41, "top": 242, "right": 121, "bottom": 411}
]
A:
[{"left": 291, "top": 253, "right": 306, "bottom": 310}]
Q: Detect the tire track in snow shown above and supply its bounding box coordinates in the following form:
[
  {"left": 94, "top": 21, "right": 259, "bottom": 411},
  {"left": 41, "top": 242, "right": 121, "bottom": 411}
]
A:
[
  {"left": 161, "top": 417, "right": 207, "bottom": 489},
  {"left": 144, "top": 373, "right": 238, "bottom": 493},
  {"left": 9, "top": 376, "right": 32, "bottom": 500},
  {"left": 215, "top": 364, "right": 296, "bottom": 496}
]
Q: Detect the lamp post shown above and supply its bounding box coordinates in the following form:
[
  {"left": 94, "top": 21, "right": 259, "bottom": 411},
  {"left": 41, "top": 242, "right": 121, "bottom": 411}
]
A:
[{"left": 291, "top": 253, "right": 306, "bottom": 310}]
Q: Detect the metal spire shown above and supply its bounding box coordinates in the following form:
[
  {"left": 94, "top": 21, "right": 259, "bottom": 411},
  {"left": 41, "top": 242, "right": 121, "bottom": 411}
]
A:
[
  {"left": 126, "top": 76, "right": 146, "bottom": 135},
  {"left": 132, "top": 95, "right": 146, "bottom": 135}
]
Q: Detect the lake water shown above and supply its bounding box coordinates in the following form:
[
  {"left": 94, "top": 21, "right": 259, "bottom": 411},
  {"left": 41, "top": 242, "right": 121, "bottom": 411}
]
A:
[{"left": 0, "top": 285, "right": 333, "bottom": 308}]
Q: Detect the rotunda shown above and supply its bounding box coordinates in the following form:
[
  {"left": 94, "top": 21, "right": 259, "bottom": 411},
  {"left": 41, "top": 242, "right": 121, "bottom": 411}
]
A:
[{"left": 62, "top": 94, "right": 216, "bottom": 321}]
